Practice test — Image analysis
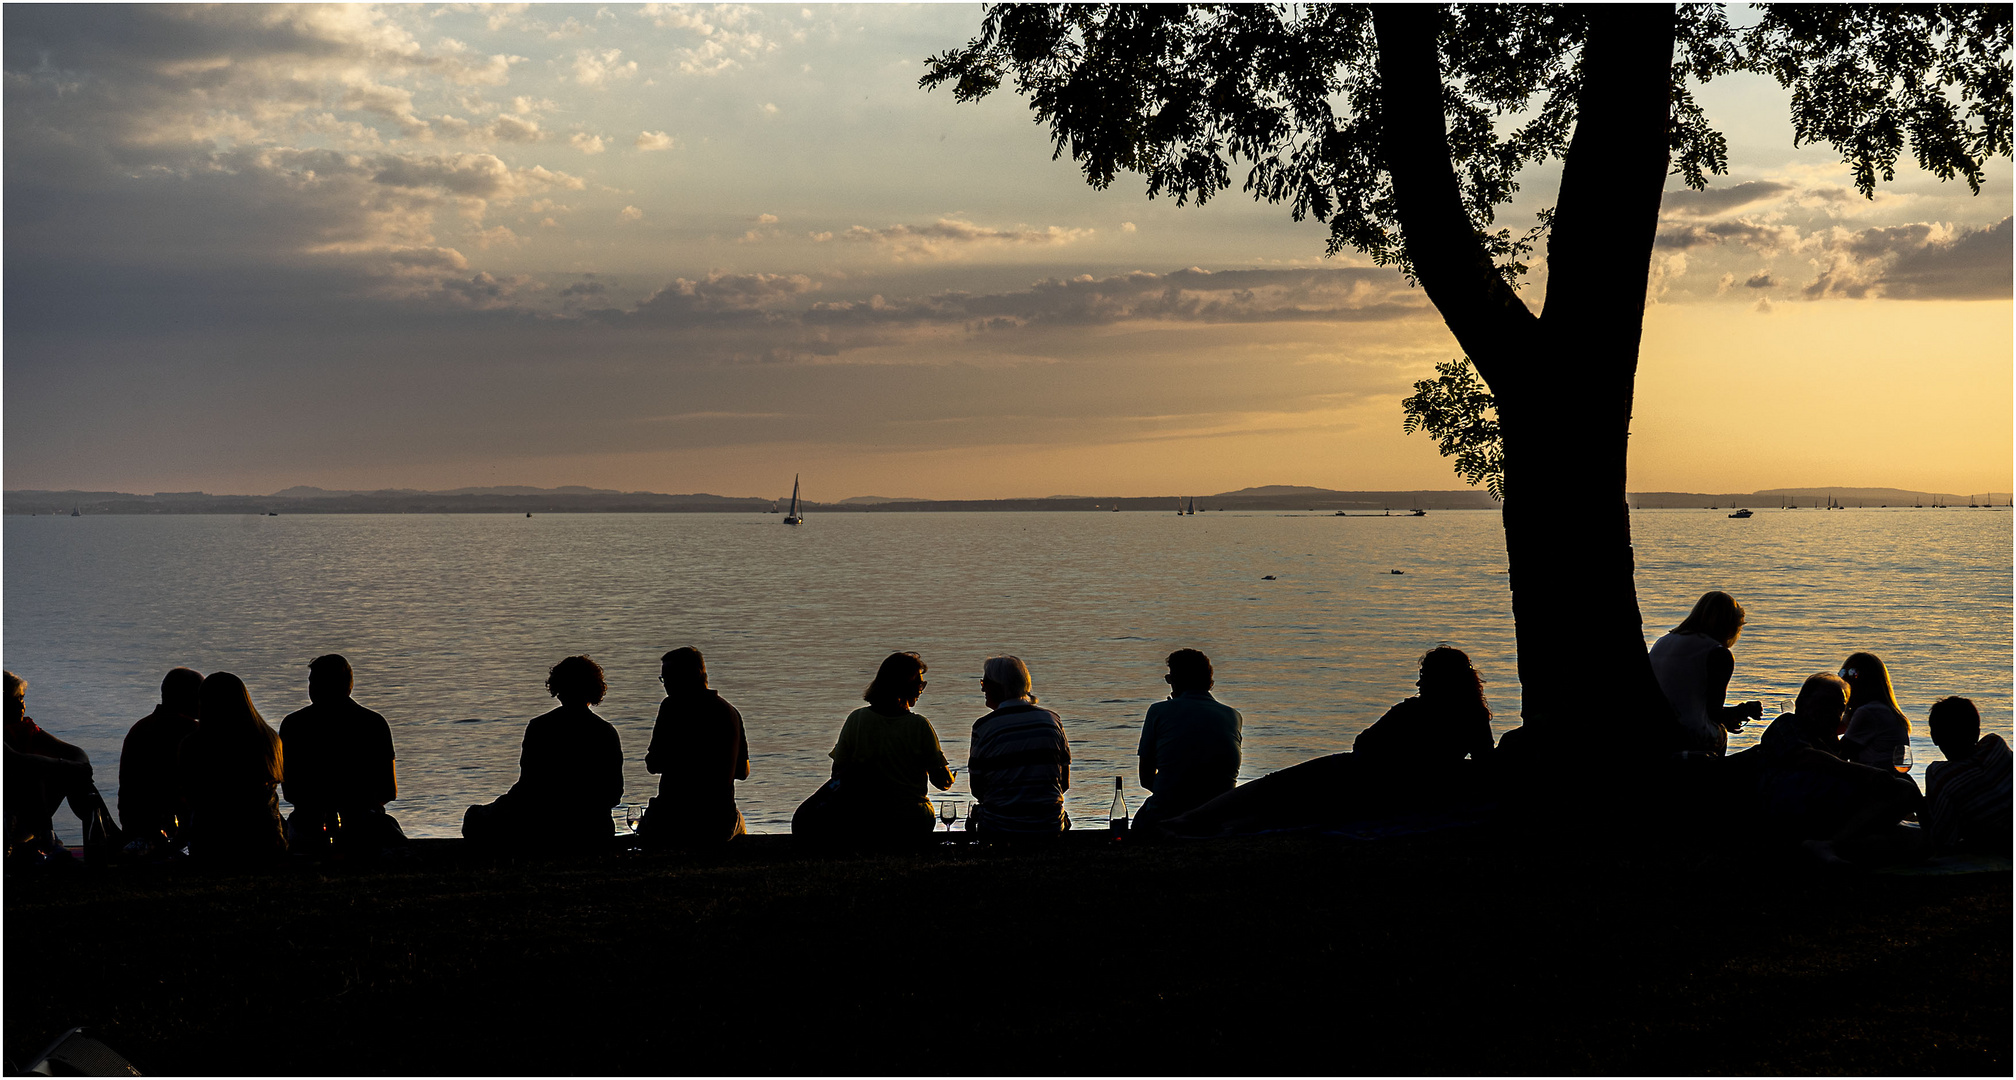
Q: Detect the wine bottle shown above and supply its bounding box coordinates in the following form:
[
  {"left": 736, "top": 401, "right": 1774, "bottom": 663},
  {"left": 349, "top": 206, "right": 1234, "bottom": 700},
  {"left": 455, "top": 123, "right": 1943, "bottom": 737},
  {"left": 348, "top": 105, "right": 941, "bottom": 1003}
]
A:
[{"left": 1109, "top": 775, "right": 1129, "bottom": 834}]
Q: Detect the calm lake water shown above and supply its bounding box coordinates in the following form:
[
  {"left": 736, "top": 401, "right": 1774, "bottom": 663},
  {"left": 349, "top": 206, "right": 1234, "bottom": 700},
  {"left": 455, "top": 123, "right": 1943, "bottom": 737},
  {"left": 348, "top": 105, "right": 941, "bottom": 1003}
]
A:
[{"left": 4, "top": 508, "right": 2009, "bottom": 837}]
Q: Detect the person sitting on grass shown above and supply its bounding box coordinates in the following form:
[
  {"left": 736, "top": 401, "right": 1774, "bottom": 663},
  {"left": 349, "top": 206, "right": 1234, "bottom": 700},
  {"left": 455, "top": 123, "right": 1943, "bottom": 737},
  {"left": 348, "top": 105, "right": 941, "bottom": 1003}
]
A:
[
  {"left": 796, "top": 651, "right": 953, "bottom": 846},
  {"left": 1160, "top": 647, "right": 1497, "bottom": 839},
  {"left": 1922, "top": 696, "right": 2011, "bottom": 854},
  {"left": 119, "top": 667, "right": 202, "bottom": 850},
  {"left": 642, "top": 647, "right": 751, "bottom": 847},
  {"left": 278, "top": 654, "right": 405, "bottom": 854},
  {"left": 1837, "top": 651, "right": 1911, "bottom": 771},
  {"left": 1647, "top": 591, "right": 1764, "bottom": 755},
  {"left": 968, "top": 655, "right": 1071, "bottom": 840},
  {"left": 179, "top": 672, "right": 288, "bottom": 860},
  {"left": 1134, "top": 649, "right": 1241, "bottom": 833},
  {"left": 1747, "top": 673, "right": 1921, "bottom": 866},
  {"left": 5, "top": 670, "right": 119, "bottom": 862},
  {"left": 463, "top": 656, "right": 624, "bottom": 851}
]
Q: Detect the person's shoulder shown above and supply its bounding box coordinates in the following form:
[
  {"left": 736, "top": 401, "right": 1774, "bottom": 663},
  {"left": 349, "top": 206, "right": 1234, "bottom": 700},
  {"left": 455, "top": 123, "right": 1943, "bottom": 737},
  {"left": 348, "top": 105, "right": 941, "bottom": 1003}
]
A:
[{"left": 1979, "top": 733, "right": 2012, "bottom": 758}]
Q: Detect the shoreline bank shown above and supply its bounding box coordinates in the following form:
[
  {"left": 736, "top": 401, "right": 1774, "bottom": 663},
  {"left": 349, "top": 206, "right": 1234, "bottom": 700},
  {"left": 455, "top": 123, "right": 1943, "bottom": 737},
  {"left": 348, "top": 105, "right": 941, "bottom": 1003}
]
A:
[{"left": 7, "top": 829, "right": 2007, "bottom": 1075}]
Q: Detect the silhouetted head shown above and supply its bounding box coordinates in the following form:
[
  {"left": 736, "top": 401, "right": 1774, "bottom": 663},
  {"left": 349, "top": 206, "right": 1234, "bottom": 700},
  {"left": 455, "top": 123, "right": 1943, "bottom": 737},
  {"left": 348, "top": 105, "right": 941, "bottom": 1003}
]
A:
[
  {"left": 198, "top": 672, "right": 283, "bottom": 784},
  {"left": 1164, "top": 649, "right": 1213, "bottom": 694},
  {"left": 1839, "top": 651, "right": 1906, "bottom": 730},
  {"left": 546, "top": 656, "right": 607, "bottom": 707},
  {"left": 161, "top": 667, "right": 203, "bottom": 717},
  {"left": 4, "top": 671, "right": 24, "bottom": 721},
  {"left": 1673, "top": 591, "right": 1746, "bottom": 647},
  {"left": 1417, "top": 645, "right": 1490, "bottom": 715},
  {"left": 863, "top": 652, "right": 927, "bottom": 712},
  {"left": 660, "top": 647, "right": 707, "bottom": 694},
  {"left": 1794, "top": 673, "right": 1851, "bottom": 746},
  {"left": 307, "top": 654, "right": 353, "bottom": 703},
  {"left": 1927, "top": 696, "right": 1981, "bottom": 760},
  {"left": 981, "top": 655, "right": 1036, "bottom": 707}
]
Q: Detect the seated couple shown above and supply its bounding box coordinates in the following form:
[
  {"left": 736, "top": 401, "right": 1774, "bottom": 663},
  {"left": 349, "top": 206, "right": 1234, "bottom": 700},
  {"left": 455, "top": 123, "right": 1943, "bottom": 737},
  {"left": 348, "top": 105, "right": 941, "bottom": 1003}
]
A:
[{"left": 793, "top": 653, "right": 1071, "bottom": 846}]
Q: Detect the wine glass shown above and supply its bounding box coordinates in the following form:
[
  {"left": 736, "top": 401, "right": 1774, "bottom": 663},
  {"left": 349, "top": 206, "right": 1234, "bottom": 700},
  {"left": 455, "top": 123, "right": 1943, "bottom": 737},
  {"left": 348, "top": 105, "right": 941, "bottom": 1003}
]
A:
[
  {"left": 940, "top": 799, "right": 958, "bottom": 832},
  {"left": 626, "top": 804, "right": 644, "bottom": 833},
  {"left": 1892, "top": 741, "right": 1915, "bottom": 774}
]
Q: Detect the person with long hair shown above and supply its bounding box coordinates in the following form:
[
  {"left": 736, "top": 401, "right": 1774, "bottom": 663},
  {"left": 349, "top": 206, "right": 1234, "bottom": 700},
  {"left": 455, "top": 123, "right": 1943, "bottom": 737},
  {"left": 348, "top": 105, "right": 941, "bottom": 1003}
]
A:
[
  {"left": 1748, "top": 672, "right": 1921, "bottom": 865},
  {"left": 1161, "top": 647, "right": 1498, "bottom": 838},
  {"left": 642, "top": 647, "right": 751, "bottom": 846},
  {"left": 178, "top": 672, "right": 287, "bottom": 859},
  {"left": 1838, "top": 652, "right": 1911, "bottom": 772},
  {"left": 1647, "top": 591, "right": 1763, "bottom": 755},
  {"left": 794, "top": 651, "right": 952, "bottom": 844},
  {"left": 463, "top": 656, "right": 625, "bottom": 849}
]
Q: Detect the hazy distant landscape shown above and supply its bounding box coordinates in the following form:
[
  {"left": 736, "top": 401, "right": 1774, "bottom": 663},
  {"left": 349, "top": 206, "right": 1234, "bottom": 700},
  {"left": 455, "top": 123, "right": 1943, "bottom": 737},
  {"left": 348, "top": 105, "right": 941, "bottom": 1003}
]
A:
[{"left": 6, "top": 483, "right": 2008, "bottom": 517}]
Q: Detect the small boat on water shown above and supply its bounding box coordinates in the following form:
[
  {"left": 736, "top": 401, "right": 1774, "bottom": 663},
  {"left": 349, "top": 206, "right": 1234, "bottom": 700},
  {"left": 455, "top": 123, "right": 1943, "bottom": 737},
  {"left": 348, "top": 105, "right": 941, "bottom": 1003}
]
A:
[
  {"left": 783, "top": 475, "right": 804, "bottom": 525},
  {"left": 1185, "top": 497, "right": 1196, "bottom": 516},
  {"left": 69, "top": 506, "right": 79, "bottom": 517},
  {"left": 1727, "top": 508, "right": 1753, "bottom": 518}
]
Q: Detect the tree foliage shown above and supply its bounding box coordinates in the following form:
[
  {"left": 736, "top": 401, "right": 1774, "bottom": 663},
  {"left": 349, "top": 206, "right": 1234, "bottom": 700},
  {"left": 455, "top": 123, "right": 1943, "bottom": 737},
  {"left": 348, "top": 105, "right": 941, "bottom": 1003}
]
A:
[
  {"left": 923, "top": 4, "right": 2006, "bottom": 276},
  {"left": 1401, "top": 357, "right": 1503, "bottom": 500}
]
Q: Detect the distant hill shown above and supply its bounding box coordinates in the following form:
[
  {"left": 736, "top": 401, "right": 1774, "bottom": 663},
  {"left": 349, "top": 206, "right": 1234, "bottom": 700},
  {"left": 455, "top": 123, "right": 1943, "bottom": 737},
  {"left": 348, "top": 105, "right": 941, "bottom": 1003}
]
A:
[
  {"left": 8, "top": 483, "right": 2007, "bottom": 515},
  {"left": 1210, "top": 485, "right": 1339, "bottom": 497}
]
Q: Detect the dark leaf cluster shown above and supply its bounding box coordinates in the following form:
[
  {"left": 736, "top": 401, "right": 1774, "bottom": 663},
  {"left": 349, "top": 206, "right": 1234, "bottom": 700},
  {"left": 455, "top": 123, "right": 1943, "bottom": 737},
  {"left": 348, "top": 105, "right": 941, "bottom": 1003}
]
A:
[
  {"left": 1743, "top": 5, "right": 2013, "bottom": 196},
  {"left": 922, "top": 3, "right": 2011, "bottom": 276},
  {"left": 1401, "top": 356, "right": 1504, "bottom": 499}
]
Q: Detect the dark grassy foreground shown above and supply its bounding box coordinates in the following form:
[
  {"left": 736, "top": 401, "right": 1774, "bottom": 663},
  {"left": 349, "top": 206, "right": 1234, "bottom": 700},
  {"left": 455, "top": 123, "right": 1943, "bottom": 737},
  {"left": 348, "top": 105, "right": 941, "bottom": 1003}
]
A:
[{"left": 6, "top": 827, "right": 2008, "bottom": 1076}]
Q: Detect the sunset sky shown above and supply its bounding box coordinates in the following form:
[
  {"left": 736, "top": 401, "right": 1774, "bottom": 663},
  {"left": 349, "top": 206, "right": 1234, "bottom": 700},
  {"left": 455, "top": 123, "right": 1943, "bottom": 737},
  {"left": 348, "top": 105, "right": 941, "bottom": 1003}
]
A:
[{"left": 6, "top": 4, "right": 2010, "bottom": 501}]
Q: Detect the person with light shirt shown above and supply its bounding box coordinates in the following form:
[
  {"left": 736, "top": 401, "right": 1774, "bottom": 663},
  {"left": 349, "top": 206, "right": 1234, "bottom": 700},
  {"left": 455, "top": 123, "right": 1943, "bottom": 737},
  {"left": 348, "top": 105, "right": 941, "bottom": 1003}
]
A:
[{"left": 968, "top": 655, "right": 1071, "bottom": 839}]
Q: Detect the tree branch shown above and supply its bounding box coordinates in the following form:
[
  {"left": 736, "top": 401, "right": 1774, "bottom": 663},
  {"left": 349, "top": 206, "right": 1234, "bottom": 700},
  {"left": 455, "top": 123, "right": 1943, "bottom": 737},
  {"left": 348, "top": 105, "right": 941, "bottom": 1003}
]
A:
[
  {"left": 1541, "top": 5, "right": 1677, "bottom": 339},
  {"left": 1372, "top": 5, "right": 1538, "bottom": 385}
]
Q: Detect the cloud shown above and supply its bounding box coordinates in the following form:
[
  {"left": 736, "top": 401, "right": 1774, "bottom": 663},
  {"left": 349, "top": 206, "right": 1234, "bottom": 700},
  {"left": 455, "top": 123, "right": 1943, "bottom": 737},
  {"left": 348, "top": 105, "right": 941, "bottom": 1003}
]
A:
[
  {"left": 488, "top": 115, "right": 542, "bottom": 143},
  {"left": 569, "top": 132, "right": 607, "bottom": 155},
  {"left": 643, "top": 3, "right": 775, "bottom": 75},
  {"left": 820, "top": 218, "right": 1095, "bottom": 260},
  {"left": 570, "top": 47, "right": 637, "bottom": 86},
  {"left": 1660, "top": 181, "right": 1794, "bottom": 218},
  {"left": 1803, "top": 217, "right": 2013, "bottom": 300},
  {"left": 1744, "top": 271, "right": 1775, "bottom": 289},
  {"left": 634, "top": 130, "right": 678, "bottom": 151},
  {"left": 757, "top": 213, "right": 779, "bottom": 225},
  {"left": 1654, "top": 219, "right": 1801, "bottom": 255},
  {"left": 620, "top": 205, "right": 644, "bottom": 221}
]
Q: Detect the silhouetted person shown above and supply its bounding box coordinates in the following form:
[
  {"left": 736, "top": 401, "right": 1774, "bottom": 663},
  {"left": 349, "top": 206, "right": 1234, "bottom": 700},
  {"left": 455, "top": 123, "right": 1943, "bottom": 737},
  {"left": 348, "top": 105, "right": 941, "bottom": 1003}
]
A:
[
  {"left": 642, "top": 647, "right": 750, "bottom": 846},
  {"left": 1923, "top": 696, "right": 2011, "bottom": 853},
  {"left": 463, "top": 656, "right": 624, "bottom": 850},
  {"left": 1648, "top": 591, "right": 1763, "bottom": 755},
  {"left": 1745, "top": 673, "right": 1920, "bottom": 865},
  {"left": 1134, "top": 649, "right": 1241, "bottom": 832},
  {"left": 1163, "top": 648, "right": 1497, "bottom": 838},
  {"left": 795, "top": 651, "right": 951, "bottom": 845},
  {"left": 118, "top": 667, "right": 202, "bottom": 847},
  {"left": 278, "top": 655, "right": 404, "bottom": 854},
  {"left": 5, "top": 671, "right": 116, "bottom": 861},
  {"left": 1838, "top": 652, "right": 1911, "bottom": 770},
  {"left": 179, "top": 672, "right": 287, "bottom": 860},
  {"left": 968, "top": 656, "right": 1071, "bottom": 838}
]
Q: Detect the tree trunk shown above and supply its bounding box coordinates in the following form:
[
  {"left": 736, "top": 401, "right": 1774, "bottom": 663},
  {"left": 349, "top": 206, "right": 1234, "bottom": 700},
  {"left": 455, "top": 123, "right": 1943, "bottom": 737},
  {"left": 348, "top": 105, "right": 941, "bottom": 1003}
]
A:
[{"left": 1375, "top": 5, "right": 1681, "bottom": 757}]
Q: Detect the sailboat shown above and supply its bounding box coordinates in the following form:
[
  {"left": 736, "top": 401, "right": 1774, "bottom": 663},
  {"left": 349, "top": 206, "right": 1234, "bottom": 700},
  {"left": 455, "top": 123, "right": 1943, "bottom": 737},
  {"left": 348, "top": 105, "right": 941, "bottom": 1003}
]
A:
[
  {"left": 783, "top": 475, "right": 804, "bottom": 525},
  {"left": 1175, "top": 498, "right": 1185, "bottom": 517},
  {"left": 1185, "top": 497, "right": 1196, "bottom": 516}
]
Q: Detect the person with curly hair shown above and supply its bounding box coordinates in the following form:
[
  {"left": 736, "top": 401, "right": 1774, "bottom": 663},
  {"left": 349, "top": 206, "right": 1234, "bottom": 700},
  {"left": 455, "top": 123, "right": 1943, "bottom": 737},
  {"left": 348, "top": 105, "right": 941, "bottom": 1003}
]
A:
[{"left": 464, "top": 655, "right": 625, "bottom": 850}]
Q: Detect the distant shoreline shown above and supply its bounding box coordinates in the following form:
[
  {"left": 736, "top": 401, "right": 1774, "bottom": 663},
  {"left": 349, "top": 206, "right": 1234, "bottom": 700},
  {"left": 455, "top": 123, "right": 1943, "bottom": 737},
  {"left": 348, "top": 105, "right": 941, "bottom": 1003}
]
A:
[{"left": 9, "top": 486, "right": 2008, "bottom": 516}]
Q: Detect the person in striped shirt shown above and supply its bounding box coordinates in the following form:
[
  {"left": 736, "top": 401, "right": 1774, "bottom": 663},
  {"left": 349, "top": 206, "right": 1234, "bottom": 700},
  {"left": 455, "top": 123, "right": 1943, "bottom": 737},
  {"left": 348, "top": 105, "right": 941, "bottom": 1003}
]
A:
[
  {"left": 1924, "top": 696, "right": 2012, "bottom": 853},
  {"left": 967, "top": 656, "right": 1070, "bottom": 839}
]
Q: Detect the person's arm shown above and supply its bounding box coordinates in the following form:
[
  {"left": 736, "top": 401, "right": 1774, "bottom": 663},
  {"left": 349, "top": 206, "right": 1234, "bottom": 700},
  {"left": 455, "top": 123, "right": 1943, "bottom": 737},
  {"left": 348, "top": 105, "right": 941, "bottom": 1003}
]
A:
[
  {"left": 644, "top": 699, "right": 671, "bottom": 776},
  {"left": 1137, "top": 711, "right": 1159, "bottom": 792},
  {"left": 924, "top": 721, "right": 953, "bottom": 791},
  {"left": 600, "top": 721, "right": 625, "bottom": 807},
  {"left": 371, "top": 712, "right": 398, "bottom": 805},
  {"left": 731, "top": 707, "right": 751, "bottom": 782},
  {"left": 1057, "top": 724, "right": 1071, "bottom": 792},
  {"left": 1706, "top": 648, "right": 1761, "bottom": 732},
  {"left": 966, "top": 721, "right": 987, "bottom": 801},
  {"left": 17, "top": 726, "right": 91, "bottom": 776}
]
